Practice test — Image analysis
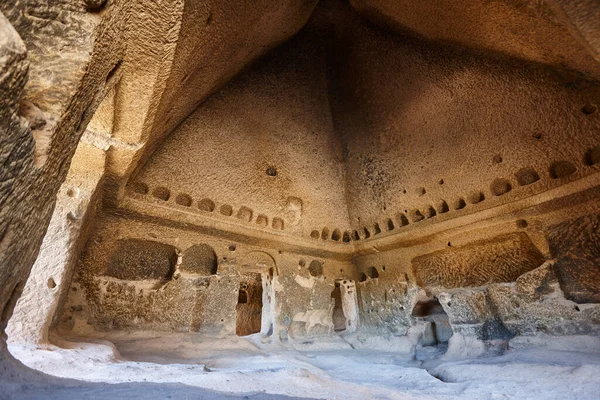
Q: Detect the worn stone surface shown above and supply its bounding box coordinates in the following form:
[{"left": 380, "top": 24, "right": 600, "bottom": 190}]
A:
[
  {"left": 54, "top": 212, "right": 356, "bottom": 337},
  {"left": 103, "top": 0, "right": 320, "bottom": 205},
  {"left": 130, "top": 22, "right": 351, "bottom": 238},
  {"left": 547, "top": 214, "right": 600, "bottom": 303},
  {"left": 0, "top": 0, "right": 126, "bottom": 365},
  {"left": 0, "top": 11, "right": 31, "bottom": 353},
  {"left": 0, "top": 0, "right": 324, "bottom": 355},
  {"left": 180, "top": 244, "right": 218, "bottom": 275},
  {"left": 435, "top": 262, "right": 600, "bottom": 339},
  {"left": 328, "top": 1, "right": 600, "bottom": 238},
  {"left": 110, "top": 0, "right": 600, "bottom": 251},
  {"left": 6, "top": 142, "right": 106, "bottom": 344},
  {"left": 412, "top": 233, "right": 545, "bottom": 289},
  {"left": 107, "top": 239, "right": 177, "bottom": 281},
  {"left": 349, "top": 0, "right": 600, "bottom": 79},
  {"left": 1, "top": 0, "right": 600, "bottom": 381}
]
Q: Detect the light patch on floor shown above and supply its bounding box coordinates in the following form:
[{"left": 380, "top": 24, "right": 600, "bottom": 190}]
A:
[{"left": 5, "top": 333, "right": 600, "bottom": 399}]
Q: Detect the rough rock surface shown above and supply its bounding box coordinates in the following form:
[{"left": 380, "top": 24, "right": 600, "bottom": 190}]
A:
[
  {"left": 547, "top": 214, "right": 600, "bottom": 303},
  {"left": 349, "top": 0, "right": 600, "bottom": 79},
  {"left": 412, "top": 233, "right": 545, "bottom": 288},
  {"left": 435, "top": 261, "right": 600, "bottom": 340},
  {"left": 7, "top": 142, "right": 106, "bottom": 344},
  {"left": 0, "top": 0, "right": 126, "bottom": 365},
  {"left": 0, "top": 0, "right": 323, "bottom": 356},
  {"left": 0, "top": 1, "right": 599, "bottom": 396},
  {"left": 0, "top": 10, "right": 31, "bottom": 353}
]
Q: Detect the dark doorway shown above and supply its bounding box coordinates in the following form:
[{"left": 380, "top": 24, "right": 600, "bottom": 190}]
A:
[
  {"left": 236, "top": 273, "right": 263, "bottom": 336},
  {"left": 412, "top": 298, "right": 452, "bottom": 346},
  {"left": 331, "top": 282, "right": 346, "bottom": 332}
]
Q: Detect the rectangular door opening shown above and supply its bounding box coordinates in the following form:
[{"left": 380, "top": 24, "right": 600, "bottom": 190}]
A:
[{"left": 236, "top": 273, "right": 262, "bottom": 336}]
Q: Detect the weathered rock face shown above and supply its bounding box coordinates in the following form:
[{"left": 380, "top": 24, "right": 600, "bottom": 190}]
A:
[
  {"left": 0, "top": 0, "right": 126, "bottom": 361},
  {"left": 547, "top": 214, "right": 600, "bottom": 303},
  {"left": 328, "top": 1, "right": 600, "bottom": 238},
  {"left": 127, "top": 22, "right": 351, "bottom": 240},
  {"left": 1, "top": 0, "right": 600, "bottom": 372},
  {"left": 35, "top": 1, "right": 600, "bottom": 348},
  {"left": 54, "top": 211, "right": 354, "bottom": 337},
  {"left": 0, "top": 11, "right": 31, "bottom": 351},
  {"left": 435, "top": 261, "right": 600, "bottom": 340},
  {"left": 349, "top": 0, "right": 600, "bottom": 79},
  {"left": 0, "top": 0, "right": 321, "bottom": 358},
  {"left": 412, "top": 233, "right": 545, "bottom": 289},
  {"left": 6, "top": 142, "right": 106, "bottom": 345},
  {"left": 102, "top": 0, "right": 321, "bottom": 205}
]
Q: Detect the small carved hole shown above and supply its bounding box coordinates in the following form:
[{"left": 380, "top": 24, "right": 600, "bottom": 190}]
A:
[
  {"left": 516, "top": 219, "right": 528, "bottom": 228},
  {"left": 490, "top": 178, "right": 512, "bottom": 196},
  {"left": 584, "top": 146, "right": 600, "bottom": 166},
  {"left": 581, "top": 104, "right": 597, "bottom": 115},
  {"left": 266, "top": 166, "right": 277, "bottom": 177},
  {"left": 367, "top": 266, "right": 379, "bottom": 279},
  {"left": 199, "top": 198, "right": 215, "bottom": 212},
  {"left": 220, "top": 204, "right": 233, "bottom": 216},
  {"left": 386, "top": 219, "right": 395, "bottom": 231},
  {"left": 152, "top": 187, "right": 170, "bottom": 201},
  {"left": 331, "top": 229, "right": 341, "bottom": 241},
  {"left": 515, "top": 168, "right": 540, "bottom": 186},
  {"left": 272, "top": 217, "right": 284, "bottom": 230},
  {"left": 175, "top": 193, "right": 192, "bottom": 207},
  {"left": 550, "top": 161, "right": 576, "bottom": 179}
]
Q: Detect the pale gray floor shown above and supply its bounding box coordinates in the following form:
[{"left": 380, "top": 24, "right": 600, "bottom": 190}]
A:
[{"left": 2, "top": 380, "right": 305, "bottom": 400}]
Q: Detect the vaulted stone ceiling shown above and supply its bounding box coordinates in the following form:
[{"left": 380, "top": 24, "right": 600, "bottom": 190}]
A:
[
  {"left": 97, "top": 0, "right": 320, "bottom": 202},
  {"left": 110, "top": 0, "right": 600, "bottom": 253},
  {"left": 96, "top": 0, "right": 600, "bottom": 212}
]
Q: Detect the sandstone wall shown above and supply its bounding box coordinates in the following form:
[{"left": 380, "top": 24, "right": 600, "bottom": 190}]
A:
[
  {"left": 0, "top": 0, "right": 323, "bottom": 368},
  {"left": 349, "top": 0, "right": 600, "bottom": 79},
  {"left": 3, "top": 0, "right": 600, "bottom": 359},
  {"left": 0, "top": 0, "right": 126, "bottom": 363},
  {"left": 328, "top": 1, "right": 600, "bottom": 238},
  {"left": 56, "top": 211, "right": 356, "bottom": 340},
  {"left": 129, "top": 22, "right": 351, "bottom": 241}
]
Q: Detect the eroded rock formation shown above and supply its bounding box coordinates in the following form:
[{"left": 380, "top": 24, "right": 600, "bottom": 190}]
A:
[{"left": 1, "top": 0, "right": 599, "bottom": 389}]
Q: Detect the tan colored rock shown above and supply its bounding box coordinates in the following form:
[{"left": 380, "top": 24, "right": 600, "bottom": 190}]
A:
[
  {"left": 412, "top": 233, "right": 545, "bottom": 289},
  {"left": 1, "top": 0, "right": 600, "bottom": 381},
  {"left": 349, "top": 0, "right": 600, "bottom": 79},
  {"left": 0, "top": 0, "right": 125, "bottom": 363},
  {"left": 515, "top": 260, "right": 557, "bottom": 299},
  {"left": 0, "top": 11, "right": 30, "bottom": 355},
  {"left": 7, "top": 142, "right": 106, "bottom": 344}
]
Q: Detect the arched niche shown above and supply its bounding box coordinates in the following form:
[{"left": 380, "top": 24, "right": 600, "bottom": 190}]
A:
[
  {"left": 106, "top": 239, "right": 177, "bottom": 281},
  {"left": 180, "top": 244, "right": 218, "bottom": 275},
  {"left": 239, "top": 251, "right": 278, "bottom": 276}
]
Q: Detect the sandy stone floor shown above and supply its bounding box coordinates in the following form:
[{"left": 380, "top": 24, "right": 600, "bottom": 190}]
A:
[{"left": 4, "top": 333, "right": 600, "bottom": 399}]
